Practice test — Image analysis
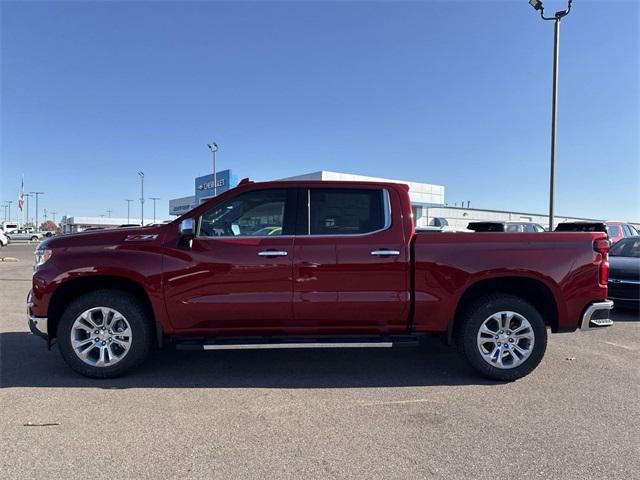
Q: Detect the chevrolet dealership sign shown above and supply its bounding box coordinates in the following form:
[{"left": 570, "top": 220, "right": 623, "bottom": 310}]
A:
[{"left": 194, "top": 169, "right": 239, "bottom": 204}]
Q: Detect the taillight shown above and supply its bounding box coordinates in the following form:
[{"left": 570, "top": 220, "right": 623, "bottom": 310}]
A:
[
  {"left": 599, "top": 260, "right": 609, "bottom": 285},
  {"left": 594, "top": 238, "right": 610, "bottom": 255},
  {"left": 594, "top": 238, "right": 610, "bottom": 286}
]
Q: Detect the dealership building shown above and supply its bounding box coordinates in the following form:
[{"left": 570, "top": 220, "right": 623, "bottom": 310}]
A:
[{"left": 169, "top": 169, "right": 601, "bottom": 229}]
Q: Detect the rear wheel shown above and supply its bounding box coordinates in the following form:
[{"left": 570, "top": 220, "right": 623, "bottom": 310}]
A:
[
  {"left": 57, "top": 289, "right": 153, "bottom": 378},
  {"left": 456, "top": 294, "right": 547, "bottom": 381},
  {"left": 30, "top": 236, "right": 39, "bottom": 242}
]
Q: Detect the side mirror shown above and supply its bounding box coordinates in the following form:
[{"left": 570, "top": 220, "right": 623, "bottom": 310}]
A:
[{"left": 179, "top": 218, "right": 196, "bottom": 237}]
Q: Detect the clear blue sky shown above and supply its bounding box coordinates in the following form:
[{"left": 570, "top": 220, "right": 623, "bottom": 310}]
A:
[{"left": 2, "top": 0, "right": 638, "bottom": 222}]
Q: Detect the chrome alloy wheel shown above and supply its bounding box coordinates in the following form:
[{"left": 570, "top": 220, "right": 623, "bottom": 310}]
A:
[
  {"left": 476, "top": 311, "right": 535, "bottom": 369},
  {"left": 70, "top": 307, "right": 133, "bottom": 367}
]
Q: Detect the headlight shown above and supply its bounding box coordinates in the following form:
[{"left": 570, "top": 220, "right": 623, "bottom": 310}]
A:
[{"left": 34, "top": 247, "right": 52, "bottom": 270}]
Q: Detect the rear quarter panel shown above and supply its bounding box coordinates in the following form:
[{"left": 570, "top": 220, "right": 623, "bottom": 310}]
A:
[{"left": 413, "top": 232, "right": 608, "bottom": 333}]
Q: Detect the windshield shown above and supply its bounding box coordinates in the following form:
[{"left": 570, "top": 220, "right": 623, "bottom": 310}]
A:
[{"left": 609, "top": 237, "right": 640, "bottom": 257}]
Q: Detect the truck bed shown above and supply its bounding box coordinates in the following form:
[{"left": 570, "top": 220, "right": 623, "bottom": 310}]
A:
[{"left": 411, "top": 232, "right": 608, "bottom": 333}]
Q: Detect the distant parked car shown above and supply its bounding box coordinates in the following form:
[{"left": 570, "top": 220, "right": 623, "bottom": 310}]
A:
[
  {"left": 555, "top": 222, "right": 607, "bottom": 233},
  {"left": 608, "top": 236, "right": 640, "bottom": 309},
  {"left": 416, "top": 226, "right": 472, "bottom": 233},
  {"left": 5, "top": 229, "right": 44, "bottom": 242},
  {"left": 605, "top": 221, "right": 638, "bottom": 244},
  {"left": 467, "top": 221, "right": 546, "bottom": 233},
  {"left": 505, "top": 222, "right": 546, "bottom": 233}
]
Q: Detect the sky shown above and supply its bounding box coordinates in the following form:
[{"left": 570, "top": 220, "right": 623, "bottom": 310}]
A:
[{"left": 1, "top": 0, "right": 638, "bottom": 223}]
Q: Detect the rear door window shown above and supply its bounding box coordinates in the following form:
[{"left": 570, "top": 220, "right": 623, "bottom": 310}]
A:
[{"left": 308, "top": 188, "right": 387, "bottom": 235}]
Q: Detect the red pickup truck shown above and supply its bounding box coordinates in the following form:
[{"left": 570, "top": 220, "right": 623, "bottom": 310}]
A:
[{"left": 28, "top": 179, "right": 613, "bottom": 380}]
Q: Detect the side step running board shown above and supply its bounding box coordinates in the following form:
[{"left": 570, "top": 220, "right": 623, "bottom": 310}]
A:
[
  {"left": 200, "top": 342, "right": 393, "bottom": 351},
  {"left": 175, "top": 336, "right": 423, "bottom": 351}
]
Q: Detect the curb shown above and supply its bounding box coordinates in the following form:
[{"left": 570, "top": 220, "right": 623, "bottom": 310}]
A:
[{"left": 0, "top": 257, "right": 19, "bottom": 262}]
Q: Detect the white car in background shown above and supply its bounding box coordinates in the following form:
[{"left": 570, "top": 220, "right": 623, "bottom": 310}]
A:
[
  {"left": 5, "top": 228, "right": 44, "bottom": 242},
  {"left": 0, "top": 230, "right": 8, "bottom": 248}
]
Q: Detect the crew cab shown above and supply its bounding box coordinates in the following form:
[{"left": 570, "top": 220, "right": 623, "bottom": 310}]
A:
[{"left": 28, "top": 179, "right": 613, "bottom": 380}]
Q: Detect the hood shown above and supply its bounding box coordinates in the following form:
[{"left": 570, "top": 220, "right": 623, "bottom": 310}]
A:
[{"left": 43, "top": 225, "right": 168, "bottom": 249}]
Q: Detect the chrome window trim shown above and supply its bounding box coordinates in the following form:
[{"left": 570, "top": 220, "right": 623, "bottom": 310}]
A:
[
  {"left": 194, "top": 187, "right": 393, "bottom": 239},
  {"left": 195, "top": 235, "right": 296, "bottom": 240}
]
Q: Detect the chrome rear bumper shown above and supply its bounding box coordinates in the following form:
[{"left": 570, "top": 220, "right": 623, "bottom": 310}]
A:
[{"left": 580, "top": 300, "right": 614, "bottom": 330}]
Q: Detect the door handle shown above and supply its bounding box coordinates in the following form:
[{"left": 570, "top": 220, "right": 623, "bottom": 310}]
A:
[
  {"left": 258, "top": 250, "right": 288, "bottom": 257},
  {"left": 370, "top": 249, "right": 401, "bottom": 256}
]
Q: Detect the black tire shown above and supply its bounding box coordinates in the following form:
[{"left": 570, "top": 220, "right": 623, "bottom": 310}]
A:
[
  {"left": 456, "top": 294, "right": 548, "bottom": 381},
  {"left": 31, "top": 236, "right": 39, "bottom": 242},
  {"left": 57, "top": 289, "right": 153, "bottom": 378}
]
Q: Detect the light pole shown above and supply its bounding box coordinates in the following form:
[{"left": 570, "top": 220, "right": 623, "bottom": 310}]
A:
[
  {"left": 52, "top": 211, "right": 57, "bottom": 223},
  {"left": 107, "top": 209, "right": 112, "bottom": 218},
  {"left": 30, "top": 192, "right": 44, "bottom": 230},
  {"left": 125, "top": 199, "right": 133, "bottom": 224},
  {"left": 6, "top": 201, "right": 12, "bottom": 225},
  {"left": 528, "top": 0, "right": 573, "bottom": 230},
  {"left": 149, "top": 197, "right": 160, "bottom": 224},
  {"left": 137, "top": 171, "right": 144, "bottom": 226},
  {"left": 2, "top": 204, "right": 8, "bottom": 222},
  {"left": 207, "top": 142, "right": 219, "bottom": 197},
  {"left": 24, "top": 193, "right": 32, "bottom": 226}
]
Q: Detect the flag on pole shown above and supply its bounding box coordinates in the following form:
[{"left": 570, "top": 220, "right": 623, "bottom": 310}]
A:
[{"left": 18, "top": 175, "right": 24, "bottom": 211}]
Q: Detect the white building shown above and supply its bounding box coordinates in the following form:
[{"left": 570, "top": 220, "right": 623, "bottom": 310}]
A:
[
  {"left": 60, "top": 216, "right": 144, "bottom": 233},
  {"left": 169, "top": 196, "right": 196, "bottom": 216}
]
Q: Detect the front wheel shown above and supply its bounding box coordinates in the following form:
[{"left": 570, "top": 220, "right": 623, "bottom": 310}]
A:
[
  {"left": 30, "top": 236, "right": 39, "bottom": 242},
  {"left": 456, "top": 294, "right": 548, "bottom": 381},
  {"left": 57, "top": 289, "right": 153, "bottom": 378}
]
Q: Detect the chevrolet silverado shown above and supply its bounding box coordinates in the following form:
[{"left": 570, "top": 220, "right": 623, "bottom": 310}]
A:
[{"left": 28, "top": 179, "right": 613, "bottom": 380}]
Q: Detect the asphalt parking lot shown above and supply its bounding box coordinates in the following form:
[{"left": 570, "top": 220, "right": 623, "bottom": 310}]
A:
[{"left": 1, "top": 242, "right": 638, "bottom": 479}]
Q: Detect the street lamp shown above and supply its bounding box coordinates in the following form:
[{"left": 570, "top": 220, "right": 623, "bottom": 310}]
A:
[
  {"left": 5, "top": 201, "right": 13, "bottom": 224},
  {"left": 149, "top": 197, "right": 160, "bottom": 224},
  {"left": 207, "top": 142, "right": 219, "bottom": 197},
  {"left": 24, "top": 193, "right": 32, "bottom": 226},
  {"left": 125, "top": 199, "right": 133, "bottom": 224},
  {"left": 30, "top": 192, "right": 44, "bottom": 230},
  {"left": 137, "top": 171, "right": 144, "bottom": 226},
  {"left": 527, "top": 0, "right": 573, "bottom": 230}
]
